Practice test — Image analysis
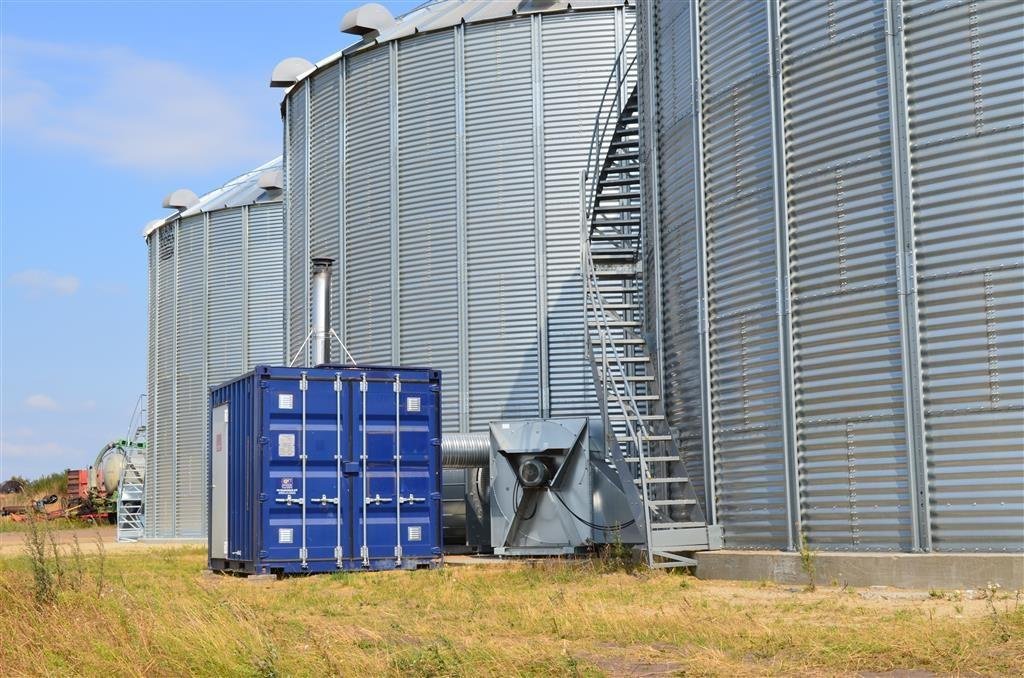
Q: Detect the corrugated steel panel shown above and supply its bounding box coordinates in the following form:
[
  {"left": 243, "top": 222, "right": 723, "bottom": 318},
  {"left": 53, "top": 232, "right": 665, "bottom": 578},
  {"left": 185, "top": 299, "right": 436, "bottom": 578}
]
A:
[
  {"left": 309, "top": 63, "right": 341, "bottom": 259},
  {"left": 344, "top": 48, "right": 393, "bottom": 363},
  {"left": 463, "top": 19, "right": 541, "bottom": 431},
  {"left": 145, "top": 235, "right": 158, "bottom": 538},
  {"left": 246, "top": 204, "right": 286, "bottom": 366},
  {"left": 207, "top": 209, "right": 245, "bottom": 388},
  {"left": 541, "top": 11, "right": 615, "bottom": 420},
  {"left": 397, "top": 30, "right": 460, "bottom": 429},
  {"left": 903, "top": 0, "right": 1024, "bottom": 552},
  {"left": 646, "top": 0, "right": 710, "bottom": 509},
  {"left": 173, "top": 215, "right": 206, "bottom": 537},
  {"left": 153, "top": 223, "right": 176, "bottom": 538},
  {"left": 779, "top": 0, "right": 912, "bottom": 551},
  {"left": 699, "top": 0, "right": 790, "bottom": 548},
  {"left": 286, "top": 89, "right": 309, "bottom": 364}
]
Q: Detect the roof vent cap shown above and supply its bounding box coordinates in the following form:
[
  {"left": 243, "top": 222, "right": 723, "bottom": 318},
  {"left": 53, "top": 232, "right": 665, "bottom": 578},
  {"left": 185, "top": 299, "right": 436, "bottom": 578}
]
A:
[
  {"left": 340, "top": 3, "right": 396, "bottom": 36},
  {"left": 270, "top": 57, "right": 315, "bottom": 87},
  {"left": 258, "top": 169, "right": 284, "bottom": 191},
  {"left": 162, "top": 188, "right": 199, "bottom": 211}
]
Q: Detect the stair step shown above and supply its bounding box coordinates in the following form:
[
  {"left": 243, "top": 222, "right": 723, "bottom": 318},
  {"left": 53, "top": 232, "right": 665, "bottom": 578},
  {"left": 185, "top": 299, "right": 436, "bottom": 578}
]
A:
[
  {"left": 589, "top": 233, "right": 640, "bottom": 241},
  {"left": 635, "top": 476, "right": 690, "bottom": 485},
  {"left": 611, "top": 413, "right": 665, "bottom": 421},
  {"left": 600, "top": 165, "right": 640, "bottom": 175},
  {"left": 596, "top": 356, "right": 649, "bottom": 364},
  {"left": 598, "top": 178, "right": 640, "bottom": 187},
  {"left": 592, "top": 270, "right": 636, "bottom": 280},
  {"left": 590, "top": 318, "right": 639, "bottom": 326},
  {"left": 593, "top": 302, "right": 639, "bottom": 310},
  {"left": 651, "top": 522, "right": 706, "bottom": 530},
  {"left": 616, "top": 434, "right": 672, "bottom": 443},
  {"left": 603, "top": 374, "right": 653, "bottom": 382},
  {"left": 649, "top": 498, "right": 698, "bottom": 507},
  {"left": 624, "top": 455, "right": 680, "bottom": 463}
]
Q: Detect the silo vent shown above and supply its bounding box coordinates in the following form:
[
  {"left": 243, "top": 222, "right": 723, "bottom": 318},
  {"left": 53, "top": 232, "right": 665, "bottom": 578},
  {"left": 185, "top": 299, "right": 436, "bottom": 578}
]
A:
[
  {"left": 270, "top": 57, "right": 315, "bottom": 88},
  {"left": 258, "top": 169, "right": 284, "bottom": 191},
  {"left": 162, "top": 188, "right": 198, "bottom": 211},
  {"left": 339, "top": 2, "right": 395, "bottom": 36}
]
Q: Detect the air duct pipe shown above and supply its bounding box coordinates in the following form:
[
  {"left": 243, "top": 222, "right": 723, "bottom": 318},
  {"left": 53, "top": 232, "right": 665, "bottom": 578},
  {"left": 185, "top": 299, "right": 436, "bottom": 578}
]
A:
[
  {"left": 311, "top": 257, "right": 333, "bottom": 366},
  {"left": 441, "top": 433, "right": 490, "bottom": 468}
]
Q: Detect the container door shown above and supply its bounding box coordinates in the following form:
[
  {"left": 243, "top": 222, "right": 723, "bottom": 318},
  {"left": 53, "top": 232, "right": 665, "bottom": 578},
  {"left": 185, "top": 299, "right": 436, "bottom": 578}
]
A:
[
  {"left": 210, "top": 404, "right": 229, "bottom": 559},
  {"left": 351, "top": 373, "right": 439, "bottom": 567},
  {"left": 263, "top": 373, "right": 347, "bottom": 571}
]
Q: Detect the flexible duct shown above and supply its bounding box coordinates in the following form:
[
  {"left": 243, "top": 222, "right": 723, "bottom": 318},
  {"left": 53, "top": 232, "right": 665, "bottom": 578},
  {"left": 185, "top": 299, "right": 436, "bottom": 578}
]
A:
[{"left": 441, "top": 433, "right": 490, "bottom": 468}]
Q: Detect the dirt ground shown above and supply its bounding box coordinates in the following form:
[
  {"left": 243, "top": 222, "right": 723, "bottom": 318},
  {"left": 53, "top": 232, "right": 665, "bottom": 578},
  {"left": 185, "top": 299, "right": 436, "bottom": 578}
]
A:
[{"left": 0, "top": 523, "right": 203, "bottom": 555}]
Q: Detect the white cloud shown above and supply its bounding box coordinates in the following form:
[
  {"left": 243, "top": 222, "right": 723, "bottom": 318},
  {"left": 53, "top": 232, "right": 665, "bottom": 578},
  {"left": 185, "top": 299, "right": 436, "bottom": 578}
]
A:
[
  {"left": 8, "top": 269, "right": 80, "bottom": 296},
  {"left": 0, "top": 36, "right": 277, "bottom": 172},
  {"left": 25, "top": 394, "right": 60, "bottom": 411},
  {"left": 0, "top": 439, "right": 73, "bottom": 460}
]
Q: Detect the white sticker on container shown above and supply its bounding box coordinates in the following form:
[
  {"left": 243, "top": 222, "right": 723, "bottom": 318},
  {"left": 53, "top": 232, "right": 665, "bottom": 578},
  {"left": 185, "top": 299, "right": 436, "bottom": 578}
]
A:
[
  {"left": 278, "top": 433, "right": 295, "bottom": 457},
  {"left": 407, "top": 525, "right": 422, "bottom": 542},
  {"left": 278, "top": 528, "right": 293, "bottom": 544},
  {"left": 406, "top": 396, "right": 421, "bottom": 413},
  {"left": 278, "top": 393, "right": 294, "bottom": 410}
]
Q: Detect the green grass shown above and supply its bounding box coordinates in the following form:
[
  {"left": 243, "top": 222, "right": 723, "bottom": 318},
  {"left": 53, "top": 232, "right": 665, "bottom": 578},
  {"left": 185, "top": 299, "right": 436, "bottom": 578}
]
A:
[{"left": 0, "top": 543, "right": 1021, "bottom": 676}]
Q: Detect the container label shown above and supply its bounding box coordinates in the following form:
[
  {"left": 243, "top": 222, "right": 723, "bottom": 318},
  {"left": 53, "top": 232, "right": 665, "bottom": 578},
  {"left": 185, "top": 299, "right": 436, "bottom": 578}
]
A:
[
  {"left": 406, "top": 396, "right": 421, "bottom": 413},
  {"left": 278, "top": 477, "right": 295, "bottom": 495},
  {"left": 278, "top": 434, "right": 295, "bottom": 457},
  {"left": 278, "top": 393, "right": 294, "bottom": 410}
]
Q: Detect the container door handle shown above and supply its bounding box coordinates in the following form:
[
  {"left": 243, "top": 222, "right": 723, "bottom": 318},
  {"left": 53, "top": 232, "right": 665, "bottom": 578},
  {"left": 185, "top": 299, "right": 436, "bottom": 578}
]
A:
[
  {"left": 309, "top": 494, "right": 339, "bottom": 506},
  {"left": 275, "top": 496, "right": 305, "bottom": 506},
  {"left": 365, "top": 493, "right": 393, "bottom": 506}
]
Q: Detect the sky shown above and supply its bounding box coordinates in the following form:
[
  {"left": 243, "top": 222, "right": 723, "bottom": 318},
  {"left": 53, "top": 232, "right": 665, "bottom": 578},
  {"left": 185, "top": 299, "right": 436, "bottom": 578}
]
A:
[{"left": 0, "top": 0, "right": 423, "bottom": 480}]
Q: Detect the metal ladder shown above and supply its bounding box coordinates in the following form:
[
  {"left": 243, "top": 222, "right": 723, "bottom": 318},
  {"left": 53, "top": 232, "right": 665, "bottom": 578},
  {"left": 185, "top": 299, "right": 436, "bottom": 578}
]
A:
[{"left": 580, "top": 48, "right": 721, "bottom": 569}]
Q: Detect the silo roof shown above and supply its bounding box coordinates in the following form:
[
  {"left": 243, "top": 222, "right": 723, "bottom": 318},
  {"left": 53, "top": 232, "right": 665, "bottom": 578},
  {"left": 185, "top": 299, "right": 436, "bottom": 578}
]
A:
[
  {"left": 143, "top": 157, "right": 283, "bottom": 237},
  {"left": 289, "top": 0, "right": 629, "bottom": 93}
]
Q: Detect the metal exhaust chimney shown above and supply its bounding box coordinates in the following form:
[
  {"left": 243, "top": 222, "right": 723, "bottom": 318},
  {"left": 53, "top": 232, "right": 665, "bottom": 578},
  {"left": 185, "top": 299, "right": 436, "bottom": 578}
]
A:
[{"left": 311, "top": 257, "right": 334, "bottom": 366}]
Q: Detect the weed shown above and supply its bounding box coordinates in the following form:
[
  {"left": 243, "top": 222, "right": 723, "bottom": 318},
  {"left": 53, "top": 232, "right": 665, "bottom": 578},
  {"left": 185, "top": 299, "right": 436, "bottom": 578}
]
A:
[
  {"left": 23, "top": 512, "right": 55, "bottom": 604},
  {"left": 799, "top": 532, "right": 817, "bottom": 592}
]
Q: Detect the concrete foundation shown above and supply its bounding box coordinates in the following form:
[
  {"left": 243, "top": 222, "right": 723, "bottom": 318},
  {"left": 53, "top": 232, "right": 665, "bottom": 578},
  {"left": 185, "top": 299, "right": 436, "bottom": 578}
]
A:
[{"left": 695, "top": 550, "right": 1024, "bottom": 590}]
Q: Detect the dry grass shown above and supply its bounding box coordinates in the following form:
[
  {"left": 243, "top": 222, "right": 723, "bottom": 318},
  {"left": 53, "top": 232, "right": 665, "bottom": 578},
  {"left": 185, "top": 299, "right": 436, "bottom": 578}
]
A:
[{"left": 0, "top": 543, "right": 1021, "bottom": 677}]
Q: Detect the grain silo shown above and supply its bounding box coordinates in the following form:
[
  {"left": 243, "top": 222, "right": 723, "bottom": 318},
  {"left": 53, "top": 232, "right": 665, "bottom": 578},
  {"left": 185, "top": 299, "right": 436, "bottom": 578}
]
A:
[
  {"left": 637, "top": 0, "right": 1023, "bottom": 555},
  {"left": 275, "top": 0, "right": 636, "bottom": 434},
  {"left": 144, "top": 159, "right": 285, "bottom": 539}
]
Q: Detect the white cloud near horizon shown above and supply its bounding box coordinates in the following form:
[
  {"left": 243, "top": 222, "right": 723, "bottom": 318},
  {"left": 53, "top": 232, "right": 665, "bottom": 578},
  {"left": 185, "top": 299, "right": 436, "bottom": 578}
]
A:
[
  {"left": 8, "top": 268, "right": 80, "bottom": 296},
  {"left": 0, "top": 35, "right": 277, "bottom": 172},
  {"left": 25, "top": 394, "right": 60, "bottom": 411}
]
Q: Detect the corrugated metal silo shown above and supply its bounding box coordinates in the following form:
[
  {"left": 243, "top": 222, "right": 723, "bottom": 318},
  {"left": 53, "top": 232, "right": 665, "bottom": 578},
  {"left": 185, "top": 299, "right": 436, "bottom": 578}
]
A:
[
  {"left": 280, "top": 0, "right": 635, "bottom": 434},
  {"left": 144, "top": 159, "right": 285, "bottom": 538},
  {"left": 639, "top": 0, "right": 1023, "bottom": 553}
]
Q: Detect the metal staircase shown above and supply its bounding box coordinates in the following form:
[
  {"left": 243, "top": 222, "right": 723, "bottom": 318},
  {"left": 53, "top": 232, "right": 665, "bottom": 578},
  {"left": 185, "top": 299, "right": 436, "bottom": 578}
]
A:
[
  {"left": 580, "top": 36, "right": 721, "bottom": 569},
  {"left": 117, "top": 394, "right": 148, "bottom": 542}
]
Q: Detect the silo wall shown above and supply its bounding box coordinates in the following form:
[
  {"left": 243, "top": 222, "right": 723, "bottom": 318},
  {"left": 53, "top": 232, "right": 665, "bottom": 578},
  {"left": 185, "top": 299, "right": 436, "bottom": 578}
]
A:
[
  {"left": 639, "top": 0, "right": 1023, "bottom": 553},
  {"left": 283, "top": 5, "right": 636, "bottom": 434},
  {"left": 146, "top": 197, "right": 285, "bottom": 539}
]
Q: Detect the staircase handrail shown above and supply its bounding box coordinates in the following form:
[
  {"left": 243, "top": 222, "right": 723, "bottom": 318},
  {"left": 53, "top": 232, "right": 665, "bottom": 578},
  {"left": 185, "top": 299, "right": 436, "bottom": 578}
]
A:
[{"left": 582, "top": 23, "right": 637, "bottom": 225}]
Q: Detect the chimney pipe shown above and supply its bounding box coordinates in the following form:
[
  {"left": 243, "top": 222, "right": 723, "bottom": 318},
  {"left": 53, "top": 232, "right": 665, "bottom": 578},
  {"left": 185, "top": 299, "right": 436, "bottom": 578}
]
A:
[{"left": 311, "top": 257, "right": 334, "bottom": 366}]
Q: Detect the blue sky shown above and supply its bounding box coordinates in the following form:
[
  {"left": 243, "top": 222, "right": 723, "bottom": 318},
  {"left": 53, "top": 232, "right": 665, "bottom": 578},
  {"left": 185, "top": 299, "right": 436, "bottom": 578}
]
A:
[{"left": 1, "top": 0, "right": 422, "bottom": 480}]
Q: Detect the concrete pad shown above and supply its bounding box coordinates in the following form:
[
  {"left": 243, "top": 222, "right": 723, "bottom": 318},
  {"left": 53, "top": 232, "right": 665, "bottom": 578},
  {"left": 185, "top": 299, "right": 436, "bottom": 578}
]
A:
[{"left": 695, "top": 550, "right": 1024, "bottom": 590}]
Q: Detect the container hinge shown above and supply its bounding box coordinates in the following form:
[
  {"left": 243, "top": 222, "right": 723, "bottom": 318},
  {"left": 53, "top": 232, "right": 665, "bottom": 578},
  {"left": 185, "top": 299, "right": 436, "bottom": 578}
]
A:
[
  {"left": 398, "top": 494, "right": 425, "bottom": 504},
  {"left": 429, "top": 491, "right": 442, "bottom": 501},
  {"left": 299, "top": 373, "right": 308, "bottom": 391},
  {"left": 365, "top": 493, "right": 393, "bottom": 505},
  {"left": 258, "top": 436, "right": 269, "bottom": 447},
  {"left": 275, "top": 496, "right": 305, "bottom": 506},
  {"left": 430, "top": 384, "right": 440, "bottom": 392},
  {"left": 259, "top": 493, "right": 268, "bottom": 502},
  {"left": 310, "top": 494, "right": 339, "bottom": 506},
  {"left": 259, "top": 550, "right": 268, "bottom": 558},
  {"left": 334, "top": 546, "right": 343, "bottom": 567},
  {"left": 230, "top": 550, "right": 241, "bottom": 557}
]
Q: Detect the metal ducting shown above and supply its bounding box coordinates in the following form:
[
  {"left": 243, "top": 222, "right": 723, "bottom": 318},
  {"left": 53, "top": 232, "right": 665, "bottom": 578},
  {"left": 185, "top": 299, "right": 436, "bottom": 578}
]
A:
[{"left": 441, "top": 433, "right": 490, "bottom": 468}]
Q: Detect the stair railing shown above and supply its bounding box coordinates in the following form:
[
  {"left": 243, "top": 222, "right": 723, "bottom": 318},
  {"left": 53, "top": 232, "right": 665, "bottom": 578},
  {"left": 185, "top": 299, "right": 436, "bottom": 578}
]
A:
[{"left": 582, "top": 22, "right": 637, "bottom": 226}]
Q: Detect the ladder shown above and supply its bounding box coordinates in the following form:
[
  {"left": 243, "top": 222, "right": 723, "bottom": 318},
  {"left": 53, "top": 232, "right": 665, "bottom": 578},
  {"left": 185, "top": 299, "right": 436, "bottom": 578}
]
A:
[{"left": 580, "top": 49, "right": 721, "bottom": 569}]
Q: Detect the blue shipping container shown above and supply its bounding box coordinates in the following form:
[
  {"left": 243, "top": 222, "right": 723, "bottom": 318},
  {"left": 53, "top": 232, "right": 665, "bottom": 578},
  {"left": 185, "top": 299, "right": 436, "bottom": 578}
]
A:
[{"left": 208, "top": 365, "right": 443, "bottom": 574}]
